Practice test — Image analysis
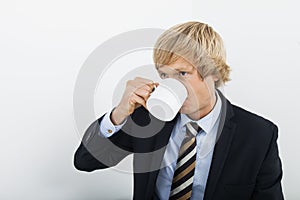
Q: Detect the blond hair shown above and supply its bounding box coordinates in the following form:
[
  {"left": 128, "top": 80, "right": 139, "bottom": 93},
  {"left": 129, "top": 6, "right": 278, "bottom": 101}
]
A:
[{"left": 153, "top": 21, "right": 230, "bottom": 87}]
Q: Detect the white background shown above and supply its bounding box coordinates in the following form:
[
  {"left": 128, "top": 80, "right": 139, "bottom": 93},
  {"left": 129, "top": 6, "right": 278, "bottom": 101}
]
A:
[{"left": 1, "top": 0, "right": 299, "bottom": 199}]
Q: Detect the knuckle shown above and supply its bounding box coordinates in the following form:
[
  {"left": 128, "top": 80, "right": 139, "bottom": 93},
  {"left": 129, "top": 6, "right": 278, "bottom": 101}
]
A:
[
  {"left": 145, "top": 84, "right": 151, "bottom": 91},
  {"left": 129, "top": 92, "right": 135, "bottom": 99},
  {"left": 126, "top": 80, "right": 132, "bottom": 86}
]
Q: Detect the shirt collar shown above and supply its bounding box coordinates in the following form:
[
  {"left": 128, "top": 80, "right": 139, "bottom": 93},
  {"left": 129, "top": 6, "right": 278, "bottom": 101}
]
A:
[{"left": 179, "top": 91, "right": 222, "bottom": 135}]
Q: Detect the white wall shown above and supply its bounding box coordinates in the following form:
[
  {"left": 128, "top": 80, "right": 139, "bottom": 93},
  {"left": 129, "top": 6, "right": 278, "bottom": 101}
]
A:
[{"left": 1, "top": 0, "right": 299, "bottom": 199}]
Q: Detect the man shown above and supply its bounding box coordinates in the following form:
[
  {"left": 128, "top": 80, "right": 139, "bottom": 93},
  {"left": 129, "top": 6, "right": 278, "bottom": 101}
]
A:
[{"left": 74, "top": 21, "right": 284, "bottom": 200}]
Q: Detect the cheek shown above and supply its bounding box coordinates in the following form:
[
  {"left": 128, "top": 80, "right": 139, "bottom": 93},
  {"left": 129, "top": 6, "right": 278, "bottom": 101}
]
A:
[
  {"left": 186, "top": 87, "right": 207, "bottom": 103},
  {"left": 187, "top": 85, "right": 201, "bottom": 97},
  {"left": 183, "top": 79, "right": 205, "bottom": 99}
]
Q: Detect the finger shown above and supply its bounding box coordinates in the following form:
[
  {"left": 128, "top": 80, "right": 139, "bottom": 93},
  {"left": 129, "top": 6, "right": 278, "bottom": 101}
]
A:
[
  {"left": 134, "top": 77, "right": 156, "bottom": 87},
  {"left": 151, "top": 82, "right": 159, "bottom": 91},
  {"left": 133, "top": 77, "right": 153, "bottom": 84},
  {"left": 134, "top": 84, "right": 158, "bottom": 102},
  {"left": 126, "top": 79, "right": 152, "bottom": 89},
  {"left": 139, "top": 82, "right": 159, "bottom": 93},
  {"left": 129, "top": 93, "right": 147, "bottom": 108},
  {"left": 133, "top": 88, "right": 150, "bottom": 101}
]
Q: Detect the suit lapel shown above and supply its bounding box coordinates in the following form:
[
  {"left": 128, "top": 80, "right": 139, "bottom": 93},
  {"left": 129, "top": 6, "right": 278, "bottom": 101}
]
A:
[{"left": 203, "top": 91, "right": 236, "bottom": 200}]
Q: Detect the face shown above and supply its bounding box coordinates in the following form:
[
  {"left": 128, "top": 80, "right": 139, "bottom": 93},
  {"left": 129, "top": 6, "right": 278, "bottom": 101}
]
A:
[{"left": 157, "top": 57, "right": 217, "bottom": 120}]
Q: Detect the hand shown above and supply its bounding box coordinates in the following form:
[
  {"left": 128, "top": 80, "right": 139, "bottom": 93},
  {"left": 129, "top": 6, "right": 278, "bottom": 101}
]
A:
[{"left": 111, "top": 77, "right": 159, "bottom": 125}]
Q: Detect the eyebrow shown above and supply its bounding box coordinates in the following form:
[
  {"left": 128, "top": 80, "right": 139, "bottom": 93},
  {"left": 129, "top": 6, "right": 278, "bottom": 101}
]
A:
[{"left": 157, "top": 65, "right": 193, "bottom": 73}]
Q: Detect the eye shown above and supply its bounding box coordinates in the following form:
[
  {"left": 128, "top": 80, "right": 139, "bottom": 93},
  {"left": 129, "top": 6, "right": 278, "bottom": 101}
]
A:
[
  {"left": 160, "top": 73, "right": 167, "bottom": 79},
  {"left": 179, "top": 71, "right": 187, "bottom": 76}
]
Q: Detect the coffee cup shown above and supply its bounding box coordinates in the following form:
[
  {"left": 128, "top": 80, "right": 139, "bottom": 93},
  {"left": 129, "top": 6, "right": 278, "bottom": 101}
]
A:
[{"left": 146, "top": 78, "right": 187, "bottom": 121}]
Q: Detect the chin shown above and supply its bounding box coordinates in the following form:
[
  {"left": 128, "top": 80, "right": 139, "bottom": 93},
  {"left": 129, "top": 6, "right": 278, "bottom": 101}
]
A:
[{"left": 179, "top": 106, "right": 189, "bottom": 114}]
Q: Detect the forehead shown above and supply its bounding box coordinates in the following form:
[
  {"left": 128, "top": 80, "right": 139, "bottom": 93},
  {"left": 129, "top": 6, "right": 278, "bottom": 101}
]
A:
[{"left": 157, "top": 58, "right": 195, "bottom": 72}]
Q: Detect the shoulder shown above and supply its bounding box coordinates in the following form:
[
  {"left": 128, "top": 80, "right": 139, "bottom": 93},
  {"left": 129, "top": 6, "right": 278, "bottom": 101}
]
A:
[
  {"left": 227, "top": 101, "right": 279, "bottom": 143},
  {"left": 231, "top": 103, "right": 277, "bottom": 130}
]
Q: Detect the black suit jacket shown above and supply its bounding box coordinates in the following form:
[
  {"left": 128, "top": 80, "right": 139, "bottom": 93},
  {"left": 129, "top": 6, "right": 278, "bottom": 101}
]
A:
[{"left": 74, "top": 92, "right": 284, "bottom": 200}]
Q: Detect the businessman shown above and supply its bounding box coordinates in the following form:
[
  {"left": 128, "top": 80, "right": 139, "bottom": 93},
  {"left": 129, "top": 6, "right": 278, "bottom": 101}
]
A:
[{"left": 74, "top": 21, "right": 284, "bottom": 200}]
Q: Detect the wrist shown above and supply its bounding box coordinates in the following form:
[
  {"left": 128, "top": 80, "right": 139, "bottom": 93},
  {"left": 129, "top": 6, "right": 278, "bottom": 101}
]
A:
[{"left": 110, "top": 107, "right": 128, "bottom": 125}]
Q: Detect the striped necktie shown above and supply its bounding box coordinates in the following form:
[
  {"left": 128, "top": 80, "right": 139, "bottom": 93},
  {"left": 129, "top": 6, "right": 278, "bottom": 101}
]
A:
[{"left": 169, "top": 122, "right": 200, "bottom": 200}]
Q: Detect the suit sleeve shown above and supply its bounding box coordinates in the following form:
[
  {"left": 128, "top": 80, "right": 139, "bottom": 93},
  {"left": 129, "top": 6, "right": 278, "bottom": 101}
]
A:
[
  {"left": 73, "top": 114, "right": 134, "bottom": 172},
  {"left": 251, "top": 124, "right": 284, "bottom": 200}
]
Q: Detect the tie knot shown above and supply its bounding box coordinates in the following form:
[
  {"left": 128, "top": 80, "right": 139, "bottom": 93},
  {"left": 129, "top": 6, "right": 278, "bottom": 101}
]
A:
[{"left": 186, "top": 122, "right": 201, "bottom": 136}]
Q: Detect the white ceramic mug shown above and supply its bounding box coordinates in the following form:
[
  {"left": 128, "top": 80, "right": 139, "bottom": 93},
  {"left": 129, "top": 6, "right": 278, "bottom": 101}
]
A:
[{"left": 146, "top": 78, "right": 187, "bottom": 121}]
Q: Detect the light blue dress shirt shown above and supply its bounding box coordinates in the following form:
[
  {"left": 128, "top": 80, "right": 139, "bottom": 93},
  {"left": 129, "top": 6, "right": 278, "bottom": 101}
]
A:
[
  {"left": 99, "top": 107, "right": 127, "bottom": 137},
  {"left": 99, "top": 92, "right": 222, "bottom": 200}
]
